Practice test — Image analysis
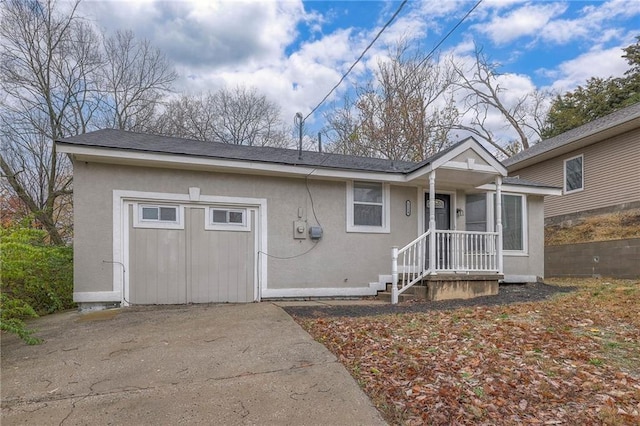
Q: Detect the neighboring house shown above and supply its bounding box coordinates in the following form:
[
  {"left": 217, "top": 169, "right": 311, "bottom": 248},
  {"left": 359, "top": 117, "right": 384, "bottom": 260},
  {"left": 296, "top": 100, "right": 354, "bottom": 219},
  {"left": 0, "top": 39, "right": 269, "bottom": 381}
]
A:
[
  {"left": 56, "top": 130, "right": 560, "bottom": 309},
  {"left": 505, "top": 102, "right": 640, "bottom": 224}
]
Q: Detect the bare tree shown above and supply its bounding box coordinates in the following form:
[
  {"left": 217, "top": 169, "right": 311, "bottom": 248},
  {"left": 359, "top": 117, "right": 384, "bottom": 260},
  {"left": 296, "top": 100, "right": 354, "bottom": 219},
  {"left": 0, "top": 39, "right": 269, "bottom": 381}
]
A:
[
  {"left": 0, "top": 0, "right": 102, "bottom": 244},
  {"left": 99, "top": 30, "right": 177, "bottom": 132},
  {"left": 325, "top": 42, "right": 459, "bottom": 161},
  {"left": 0, "top": 0, "right": 178, "bottom": 243},
  {"left": 450, "top": 45, "right": 549, "bottom": 157},
  {"left": 154, "top": 86, "right": 289, "bottom": 147}
]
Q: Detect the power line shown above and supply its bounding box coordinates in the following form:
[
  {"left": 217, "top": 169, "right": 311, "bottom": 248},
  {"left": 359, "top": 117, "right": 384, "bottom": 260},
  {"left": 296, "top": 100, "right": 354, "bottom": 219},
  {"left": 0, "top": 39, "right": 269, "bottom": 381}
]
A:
[
  {"left": 303, "top": 0, "right": 408, "bottom": 122},
  {"left": 323, "top": 0, "right": 485, "bottom": 142},
  {"left": 417, "top": 0, "right": 484, "bottom": 68}
]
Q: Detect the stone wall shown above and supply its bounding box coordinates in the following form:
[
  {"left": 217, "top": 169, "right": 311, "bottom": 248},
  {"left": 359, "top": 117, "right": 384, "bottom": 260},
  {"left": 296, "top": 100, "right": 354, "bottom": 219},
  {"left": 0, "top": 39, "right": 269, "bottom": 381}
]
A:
[{"left": 545, "top": 238, "right": 640, "bottom": 279}]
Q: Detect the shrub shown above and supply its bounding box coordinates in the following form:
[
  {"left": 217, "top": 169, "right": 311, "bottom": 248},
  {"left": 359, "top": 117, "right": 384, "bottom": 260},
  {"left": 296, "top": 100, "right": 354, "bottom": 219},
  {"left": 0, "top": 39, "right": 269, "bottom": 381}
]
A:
[
  {"left": 1, "top": 225, "right": 74, "bottom": 343},
  {"left": 0, "top": 294, "right": 41, "bottom": 345}
]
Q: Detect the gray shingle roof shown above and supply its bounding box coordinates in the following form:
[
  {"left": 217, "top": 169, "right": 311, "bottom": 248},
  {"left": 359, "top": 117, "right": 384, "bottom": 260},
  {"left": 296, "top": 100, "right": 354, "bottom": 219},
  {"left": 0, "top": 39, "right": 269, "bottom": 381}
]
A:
[
  {"left": 58, "top": 129, "right": 558, "bottom": 191},
  {"left": 504, "top": 102, "right": 640, "bottom": 167},
  {"left": 57, "top": 129, "right": 424, "bottom": 173}
]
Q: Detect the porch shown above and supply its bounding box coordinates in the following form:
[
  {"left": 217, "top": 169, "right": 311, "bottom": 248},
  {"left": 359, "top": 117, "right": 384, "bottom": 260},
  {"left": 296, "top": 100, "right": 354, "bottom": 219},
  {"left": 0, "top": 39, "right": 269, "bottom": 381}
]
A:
[{"left": 386, "top": 228, "right": 503, "bottom": 303}]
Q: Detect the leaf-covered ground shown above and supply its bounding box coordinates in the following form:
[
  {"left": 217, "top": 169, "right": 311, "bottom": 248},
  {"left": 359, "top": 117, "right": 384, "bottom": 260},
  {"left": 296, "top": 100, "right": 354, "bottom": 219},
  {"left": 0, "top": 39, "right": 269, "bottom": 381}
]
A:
[
  {"left": 294, "top": 279, "right": 640, "bottom": 425},
  {"left": 545, "top": 209, "right": 640, "bottom": 245}
]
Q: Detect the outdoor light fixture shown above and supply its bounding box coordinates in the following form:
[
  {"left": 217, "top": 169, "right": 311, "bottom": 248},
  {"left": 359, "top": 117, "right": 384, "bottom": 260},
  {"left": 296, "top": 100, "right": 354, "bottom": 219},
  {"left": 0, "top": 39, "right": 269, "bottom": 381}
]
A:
[
  {"left": 456, "top": 208, "right": 464, "bottom": 217},
  {"left": 405, "top": 200, "right": 411, "bottom": 216}
]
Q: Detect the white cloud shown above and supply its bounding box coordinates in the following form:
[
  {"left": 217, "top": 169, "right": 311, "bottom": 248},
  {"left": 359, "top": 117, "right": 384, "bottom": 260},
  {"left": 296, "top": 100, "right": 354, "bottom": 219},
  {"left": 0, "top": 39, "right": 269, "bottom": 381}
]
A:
[
  {"left": 546, "top": 46, "right": 630, "bottom": 93},
  {"left": 83, "top": 0, "right": 304, "bottom": 69},
  {"left": 540, "top": 0, "right": 640, "bottom": 45},
  {"left": 475, "top": 2, "right": 568, "bottom": 45},
  {"left": 76, "top": 0, "right": 638, "bottom": 139}
]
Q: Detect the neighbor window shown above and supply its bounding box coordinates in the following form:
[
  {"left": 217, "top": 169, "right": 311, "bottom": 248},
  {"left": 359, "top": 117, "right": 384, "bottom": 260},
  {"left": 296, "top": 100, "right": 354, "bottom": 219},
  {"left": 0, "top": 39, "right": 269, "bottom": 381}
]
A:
[
  {"left": 205, "top": 207, "right": 250, "bottom": 231},
  {"left": 347, "top": 181, "right": 390, "bottom": 233},
  {"left": 134, "top": 204, "right": 183, "bottom": 229},
  {"left": 564, "top": 154, "right": 583, "bottom": 193}
]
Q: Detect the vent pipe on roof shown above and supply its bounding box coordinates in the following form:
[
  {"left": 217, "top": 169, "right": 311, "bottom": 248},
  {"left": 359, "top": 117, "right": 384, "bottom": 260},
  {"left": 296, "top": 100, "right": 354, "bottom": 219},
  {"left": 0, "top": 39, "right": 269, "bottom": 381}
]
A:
[
  {"left": 318, "top": 132, "right": 322, "bottom": 153},
  {"left": 295, "top": 112, "right": 303, "bottom": 160}
]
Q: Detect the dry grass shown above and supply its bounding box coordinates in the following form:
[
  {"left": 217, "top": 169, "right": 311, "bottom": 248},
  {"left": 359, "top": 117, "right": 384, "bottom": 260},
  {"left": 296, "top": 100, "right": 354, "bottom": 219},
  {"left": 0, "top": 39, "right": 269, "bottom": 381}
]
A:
[
  {"left": 545, "top": 209, "right": 640, "bottom": 246},
  {"left": 299, "top": 278, "right": 640, "bottom": 425}
]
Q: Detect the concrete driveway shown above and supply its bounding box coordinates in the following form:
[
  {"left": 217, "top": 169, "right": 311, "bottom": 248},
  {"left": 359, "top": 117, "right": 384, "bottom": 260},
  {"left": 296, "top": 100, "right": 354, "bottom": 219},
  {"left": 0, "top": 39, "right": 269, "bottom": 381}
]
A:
[{"left": 1, "top": 303, "right": 386, "bottom": 425}]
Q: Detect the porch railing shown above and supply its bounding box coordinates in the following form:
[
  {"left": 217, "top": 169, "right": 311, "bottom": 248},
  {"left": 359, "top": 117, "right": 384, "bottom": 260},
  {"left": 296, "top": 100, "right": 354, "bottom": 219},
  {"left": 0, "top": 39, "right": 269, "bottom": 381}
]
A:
[
  {"left": 391, "top": 230, "right": 499, "bottom": 304},
  {"left": 433, "top": 230, "right": 499, "bottom": 272}
]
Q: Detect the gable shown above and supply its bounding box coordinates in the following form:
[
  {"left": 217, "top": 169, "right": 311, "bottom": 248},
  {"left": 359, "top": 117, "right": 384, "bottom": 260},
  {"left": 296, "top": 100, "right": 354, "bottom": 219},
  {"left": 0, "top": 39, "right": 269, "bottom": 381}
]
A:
[{"left": 450, "top": 149, "right": 491, "bottom": 168}]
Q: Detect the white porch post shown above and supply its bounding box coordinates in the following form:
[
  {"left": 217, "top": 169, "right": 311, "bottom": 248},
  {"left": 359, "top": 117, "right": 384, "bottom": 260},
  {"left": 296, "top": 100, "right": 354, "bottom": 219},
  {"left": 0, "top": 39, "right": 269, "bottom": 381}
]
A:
[
  {"left": 429, "top": 171, "right": 437, "bottom": 275},
  {"left": 496, "top": 176, "right": 504, "bottom": 275},
  {"left": 391, "top": 246, "right": 399, "bottom": 304}
]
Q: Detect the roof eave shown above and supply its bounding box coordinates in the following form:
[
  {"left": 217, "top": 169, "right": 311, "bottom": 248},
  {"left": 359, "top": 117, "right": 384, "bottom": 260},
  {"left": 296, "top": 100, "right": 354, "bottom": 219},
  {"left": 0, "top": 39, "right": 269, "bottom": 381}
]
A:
[
  {"left": 507, "top": 114, "right": 640, "bottom": 171},
  {"left": 56, "top": 142, "right": 409, "bottom": 182}
]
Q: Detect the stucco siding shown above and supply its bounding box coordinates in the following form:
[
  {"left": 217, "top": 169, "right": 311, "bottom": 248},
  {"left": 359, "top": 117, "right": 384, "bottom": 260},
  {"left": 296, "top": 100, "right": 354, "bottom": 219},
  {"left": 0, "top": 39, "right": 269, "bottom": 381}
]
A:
[
  {"left": 73, "top": 162, "right": 115, "bottom": 296},
  {"left": 503, "top": 196, "right": 545, "bottom": 279},
  {"left": 512, "top": 130, "right": 640, "bottom": 218},
  {"left": 73, "top": 161, "right": 418, "bottom": 296},
  {"left": 452, "top": 149, "right": 489, "bottom": 166}
]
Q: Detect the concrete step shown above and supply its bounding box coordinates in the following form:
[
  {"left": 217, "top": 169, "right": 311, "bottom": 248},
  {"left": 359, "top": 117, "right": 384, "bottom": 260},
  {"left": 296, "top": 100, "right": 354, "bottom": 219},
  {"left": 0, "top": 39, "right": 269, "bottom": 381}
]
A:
[
  {"left": 384, "top": 282, "right": 428, "bottom": 294},
  {"left": 375, "top": 291, "right": 417, "bottom": 303}
]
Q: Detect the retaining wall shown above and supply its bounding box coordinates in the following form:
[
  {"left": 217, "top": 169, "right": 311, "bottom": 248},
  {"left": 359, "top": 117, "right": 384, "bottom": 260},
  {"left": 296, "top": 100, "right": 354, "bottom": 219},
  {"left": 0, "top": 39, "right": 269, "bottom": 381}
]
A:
[{"left": 545, "top": 238, "right": 640, "bottom": 279}]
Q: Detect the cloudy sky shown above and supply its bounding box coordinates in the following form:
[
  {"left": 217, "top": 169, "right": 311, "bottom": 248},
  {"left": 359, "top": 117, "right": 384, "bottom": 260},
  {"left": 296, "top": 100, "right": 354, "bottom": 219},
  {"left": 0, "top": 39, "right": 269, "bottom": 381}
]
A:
[{"left": 79, "top": 0, "right": 640, "bottom": 135}]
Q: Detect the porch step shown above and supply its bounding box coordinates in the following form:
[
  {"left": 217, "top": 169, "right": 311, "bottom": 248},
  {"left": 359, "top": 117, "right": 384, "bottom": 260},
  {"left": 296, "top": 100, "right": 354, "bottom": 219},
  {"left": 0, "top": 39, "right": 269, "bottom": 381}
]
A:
[
  {"left": 375, "top": 291, "right": 419, "bottom": 303},
  {"left": 376, "top": 284, "right": 429, "bottom": 303},
  {"left": 376, "top": 275, "right": 501, "bottom": 302}
]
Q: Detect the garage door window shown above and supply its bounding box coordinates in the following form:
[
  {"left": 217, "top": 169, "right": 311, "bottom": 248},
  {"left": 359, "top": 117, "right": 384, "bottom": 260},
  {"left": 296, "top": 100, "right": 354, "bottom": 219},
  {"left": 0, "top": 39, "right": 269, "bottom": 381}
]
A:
[
  {"left": 206, "top": 207, "right": 250, "bottom": 231},
  {"left": 134, "top": 204, "right": 184, "bottom": 229}
]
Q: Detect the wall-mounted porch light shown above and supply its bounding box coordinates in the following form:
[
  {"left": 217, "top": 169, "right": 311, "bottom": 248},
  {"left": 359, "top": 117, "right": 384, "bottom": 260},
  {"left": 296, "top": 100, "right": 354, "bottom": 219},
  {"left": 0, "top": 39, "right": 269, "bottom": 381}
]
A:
[
  {"left": 405, "top": 200, "right": 411, "bottom": 216},
  {"left": 456, "top": 208, "right": 464, "bottom": 217}
]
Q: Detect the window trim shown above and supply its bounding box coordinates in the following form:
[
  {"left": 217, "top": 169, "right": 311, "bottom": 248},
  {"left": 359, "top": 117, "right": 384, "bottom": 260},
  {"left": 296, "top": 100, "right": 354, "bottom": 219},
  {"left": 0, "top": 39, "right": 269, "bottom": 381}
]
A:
[
  {"left": 492, "top": 193, "right": 528, "bottom": 255},
  {"left": 563, "top": 154, "right": 584, "bottom": 194},
  {"left": 478, "top": 192, "right": 528, "bottom": 256},
  {"left": 205, "top": 206, "right": 251, "bottom": 232},
  {"left": 133, "top": 203, "right": 184, "bottom": 229},
  {"left": 346, "top": 181, "right": 390, "bottom": 233}
]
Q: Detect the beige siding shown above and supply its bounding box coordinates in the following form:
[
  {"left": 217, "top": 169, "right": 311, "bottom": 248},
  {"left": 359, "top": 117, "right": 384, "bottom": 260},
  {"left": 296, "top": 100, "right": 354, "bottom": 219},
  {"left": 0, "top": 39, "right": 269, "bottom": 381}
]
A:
[
  {"left": 513, "top": 130, "right": 640, "bottom": 218},
  {"left": 72, "top": 162, "right": 418, "bottom": 295},
  {"left": 503, "top": 196, "right": 545, "bottom": 279}
]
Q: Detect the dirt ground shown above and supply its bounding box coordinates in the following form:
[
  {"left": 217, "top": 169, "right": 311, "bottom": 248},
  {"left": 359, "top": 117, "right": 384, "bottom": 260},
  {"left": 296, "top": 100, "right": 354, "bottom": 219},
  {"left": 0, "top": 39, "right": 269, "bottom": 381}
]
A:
[{"left": 283, "top": 282, "right": 574, "bottom": 319}]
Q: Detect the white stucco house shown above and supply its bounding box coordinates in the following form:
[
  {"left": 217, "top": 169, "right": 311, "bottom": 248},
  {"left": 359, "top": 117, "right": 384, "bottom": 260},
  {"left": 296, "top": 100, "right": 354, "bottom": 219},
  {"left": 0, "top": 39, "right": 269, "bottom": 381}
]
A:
[{"left": 56, "top": 129, "right": 560, "bottom": 309}]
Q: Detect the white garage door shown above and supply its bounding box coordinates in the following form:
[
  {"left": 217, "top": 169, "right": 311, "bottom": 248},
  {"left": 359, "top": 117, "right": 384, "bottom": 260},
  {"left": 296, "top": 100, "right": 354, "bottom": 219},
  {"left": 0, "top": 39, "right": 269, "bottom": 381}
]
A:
[{"left": 128, "top": 204, "right": 256, "bottom": 304}]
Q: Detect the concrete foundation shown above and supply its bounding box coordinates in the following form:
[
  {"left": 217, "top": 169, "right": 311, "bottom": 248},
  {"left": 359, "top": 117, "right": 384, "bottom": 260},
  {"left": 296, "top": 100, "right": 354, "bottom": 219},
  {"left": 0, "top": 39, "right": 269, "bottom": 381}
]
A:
[
  {"left": 378, "top": 274, "right": 501, "bottom": 302},
  {"left": 425, "top": 275, "right": 500, "bottom": 301}
]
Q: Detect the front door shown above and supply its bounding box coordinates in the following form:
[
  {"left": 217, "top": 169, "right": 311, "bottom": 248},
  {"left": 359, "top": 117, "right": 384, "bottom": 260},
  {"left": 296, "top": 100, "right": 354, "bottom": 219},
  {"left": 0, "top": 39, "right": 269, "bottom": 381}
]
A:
[{"left": 426, "top": 194, "right": 451, "bottom": 268}]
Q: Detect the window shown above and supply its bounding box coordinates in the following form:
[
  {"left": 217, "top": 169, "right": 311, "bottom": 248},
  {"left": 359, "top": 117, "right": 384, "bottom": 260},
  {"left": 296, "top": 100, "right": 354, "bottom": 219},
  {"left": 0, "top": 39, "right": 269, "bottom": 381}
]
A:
[
  {"left": 212, "top": 208, "right": 245, "bottom": 225},
  {"left": 347, "top": 181, "right": 390, "bottom": 233},
  {"left": 134, "top": 204, "right": 183, "bottom": 229},
  {"left": 465, "top": 193, "right": 487, "bottom": 232},
  {"left": 464, "top": 193, "right": 527, "bottom": 253},
  {"left": 564, "top": 154, "right": 583, "bottom": 194},
  {"left": 205, "top": 207, "right": 250, "bottom": 231},
  {"left": 500, "top": 194, "right": 525, "bottom": 252},
  {"left": 141, "top": 206, "right": 177, "bottom": 222}
]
